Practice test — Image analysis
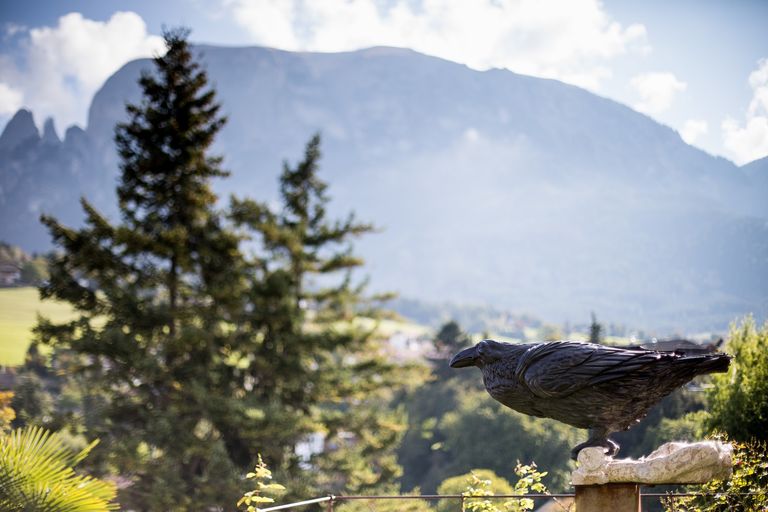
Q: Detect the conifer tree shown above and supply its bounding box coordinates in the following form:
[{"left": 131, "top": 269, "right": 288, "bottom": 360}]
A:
[
  {"left": 589, "top": 312, "right": 603, "bottom": 344},
  {"left": 36, "top": 29, "right": 411, "bottom": 508},
  {"left": 38, "top": 29, "right": 244, "bottom": 509},
  {"left": 230, "top": 135, "right": 413, "bottom": 495}
]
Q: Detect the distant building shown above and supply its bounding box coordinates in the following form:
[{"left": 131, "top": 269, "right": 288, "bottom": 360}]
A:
[
  {"left": 0, "top": 368, "right": 16, "bottom": 390},
  {"left": 0, "top": 262, "right": 21, "bottom": 286},
  {"left": 295, "top": 432, "right": 326, "bottom": 466},
  {"left": 386, "top": 331, "right": 432, "bottom": 361}
]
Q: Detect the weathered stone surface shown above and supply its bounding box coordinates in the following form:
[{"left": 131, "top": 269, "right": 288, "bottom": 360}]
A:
[
  {"left": 575, "top": 483, "right": 640, "bottom": 512},
  {"left": 571, "top": 441, "right": 733, "bottom": 486}
]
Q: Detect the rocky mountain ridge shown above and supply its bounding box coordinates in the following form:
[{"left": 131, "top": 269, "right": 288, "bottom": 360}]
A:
[{"left": 2, "top": 45, "right": 766, "bottom": 330}]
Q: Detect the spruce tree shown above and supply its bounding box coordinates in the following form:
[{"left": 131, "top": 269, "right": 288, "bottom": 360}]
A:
[
  {"left": 589, "top": 312, "right": 603, "bottom": 344},
  {"left": 230, "top": 135, "right": 412, "bottom": 495},
  {"left": 38, "top": 29, "right": 244, "bottom": 509},
  {"left": 36, "top": 29, "right": 411, "bottom": 508}
]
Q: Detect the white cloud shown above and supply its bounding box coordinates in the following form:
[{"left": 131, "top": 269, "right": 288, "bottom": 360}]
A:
[
  {"left": 722, "top": 117, "right": 768, "bottom": 165},
  {"left": 630, "top": 72, "right": 687, "bottom": 115},
  {"left": 748, "top": 59, "right": 768, "bottom": 115},
  {"left": 679, "top": 119, "right": 708, "bottom": 145},
  {"left": 3, "top": 23, "right": 27, "bottom": 40},
  {"left": 0, "top": 83, "right": 23, "bottom": 116},
  {"left": 0, "top": 12, "right": 164, "bottom": 131},
  {"left": 463, "top": 127, "right": 480, "bottom": 143},
  {"left": 223, "top": 0, "right": 648, "bottom": 91},
  {"left": 721, "top": 59, "right": 768, "bottom": 165}
]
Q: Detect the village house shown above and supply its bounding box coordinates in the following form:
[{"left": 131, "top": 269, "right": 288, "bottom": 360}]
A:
[{"left": 0, "top": 262, "right": 21, "bottom": 286}]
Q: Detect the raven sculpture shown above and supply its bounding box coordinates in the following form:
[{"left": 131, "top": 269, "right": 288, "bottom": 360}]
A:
[{"left": 449, "top": 340, "right": 730, "bottom": 460}]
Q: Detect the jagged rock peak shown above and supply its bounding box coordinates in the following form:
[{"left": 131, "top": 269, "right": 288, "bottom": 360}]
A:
[
  {"left": 0, "top": 109, "right": 40, "bottom": 151},
  {"left": 42, "top": 117, "right": 60, "bottom": 145},
  {"left": 64, "top": 125, "right": 88, "bottom": 147}
]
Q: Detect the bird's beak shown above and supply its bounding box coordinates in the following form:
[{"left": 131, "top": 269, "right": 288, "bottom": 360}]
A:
[{"left": 449, "top": 346, "right": 478, "bottom": 368}]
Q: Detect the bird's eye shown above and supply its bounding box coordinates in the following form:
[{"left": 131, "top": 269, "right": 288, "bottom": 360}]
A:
[{"left": 477, "top": 340, "right": 488, "bottom": 354}]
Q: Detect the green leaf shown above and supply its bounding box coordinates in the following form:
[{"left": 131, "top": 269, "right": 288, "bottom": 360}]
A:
[{"left": 0, "top": 426, "right": 118, "bottom": 512}]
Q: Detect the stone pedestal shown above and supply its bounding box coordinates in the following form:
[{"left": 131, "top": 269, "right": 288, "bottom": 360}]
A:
[
  {"left": 571, "top": 441, "right": 732, "bottom": 511},
  {"left": 575, "top": 483, "right": 640, "bottom": 512}
]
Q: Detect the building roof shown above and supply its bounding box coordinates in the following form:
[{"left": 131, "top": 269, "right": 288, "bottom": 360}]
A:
[{"left": 0, "top": 262, "right": 21, "bottom": 272}]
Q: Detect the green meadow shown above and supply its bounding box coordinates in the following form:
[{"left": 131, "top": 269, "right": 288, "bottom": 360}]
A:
[{"left": 0, "top": 287, "right": 74, "bottom": 366}]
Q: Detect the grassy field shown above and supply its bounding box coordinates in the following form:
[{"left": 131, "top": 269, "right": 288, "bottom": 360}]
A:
[
  {"left": 0, "top": 288, "right": 432, "bottom": 367},
  {"left": 0, "top": 287, "right": 74, "bottom": 366}
]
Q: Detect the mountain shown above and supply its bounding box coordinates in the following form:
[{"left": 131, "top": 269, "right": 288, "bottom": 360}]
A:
[
  {"left": 0, "top": 110, "right": 39, "bottom": 152},
  {"left": 1, "top": 45, "right": 766, "bottom": 330},
  {"left": 743, "top": 156, "right": 768, "bottom": 191}
]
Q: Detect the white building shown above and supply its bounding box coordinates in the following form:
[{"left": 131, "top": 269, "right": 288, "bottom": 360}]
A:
[{"left": 0, "top": 263, "right": 21, "bottom": 286}]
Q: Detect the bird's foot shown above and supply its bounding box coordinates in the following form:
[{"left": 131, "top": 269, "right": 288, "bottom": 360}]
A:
[{"left": 571, "top": 437, "right": 620, "bottom": 461}]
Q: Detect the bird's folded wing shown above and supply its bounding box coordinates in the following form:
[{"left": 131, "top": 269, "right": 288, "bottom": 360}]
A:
[{"left": 515, "top": 341, "right": 667, "bottom": 399}]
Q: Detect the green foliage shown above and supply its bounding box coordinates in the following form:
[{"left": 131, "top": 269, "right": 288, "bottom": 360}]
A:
[
  {"left": 335, "top": 489, "right": 433, "bottom": 512},
  {"left": 21, "top": 258, "right": 48, "bottom": 285},
  {"left": 434, "top": 321, "right": 471, "bottom": 357},
  {"left": 238, "top": 454, "right": 286, "bottom": 511},
  {"left": 430, "top": 320, "right": 472, "bottom": 380},
  {"left": 229, "top": 133, "right": 415, "bottom": 497},
  {"left": 10, "top": 370, "right": 54, "bottom": 428},
  {"left": 588, "top": 312, "right": 602, "bottom": 345},
  {"left": 37, "top": 31, "right": 245, "bottom": 504},
  {"left": 33, "top": 28, "right": 410, "bottom": 509},
  {"left": 397, "top": 371, "right": 471, "bottom": 492},
  {"left": 11, "top": 344, "right": 113, "bottom": 453},
  {"left": 0, "top": 425, "right": 118, "bottom": 511},
  {"left": 312, "top": 405, "right": 408, "bottom": 494},
  {"left": 663, "top": 440, "right": 768, "bottom": 512},
  {"left": 398, "top": 322, "right": 576, "bottom": 494},
  {"left": 0, "top": 391, "right": 14, "bottom": 433},
  {"left": 438, "top": 389, "right": 579, "bottom": 492},
  {"left": 436, "top": 469, "right": 513, "bottom": 512},
  {"left": 436, "top": 465, "right": 548, "bottom": 512},
  {"left": 706, "top": 317, "right": 768, "bottom": 442},
  {"left": 397, "top": 321, "right": 483, "bottom": 493},
  {"left": 651, "top": 410, "right": 709, "bottom": 445}
]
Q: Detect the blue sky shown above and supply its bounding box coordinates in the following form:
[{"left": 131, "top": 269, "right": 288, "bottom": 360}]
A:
[{"left": 1, "top": 0, "right": 766, "bottom": 165}]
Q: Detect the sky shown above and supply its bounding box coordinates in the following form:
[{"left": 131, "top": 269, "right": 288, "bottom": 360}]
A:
[{"left": 0, "top": 0, "right": 766, "bottom": 165}]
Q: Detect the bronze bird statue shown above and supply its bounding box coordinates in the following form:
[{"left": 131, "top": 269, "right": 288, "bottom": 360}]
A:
[{"left": 449, "top": 339, "right": 730, "bottom": 460}]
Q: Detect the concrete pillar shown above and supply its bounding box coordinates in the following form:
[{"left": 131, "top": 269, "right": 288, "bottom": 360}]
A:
[{"left": 575, "top": 483, "right": 640, "bottom": 512}]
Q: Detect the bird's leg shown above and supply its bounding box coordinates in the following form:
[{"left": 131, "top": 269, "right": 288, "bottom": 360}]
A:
[{"left": 570, "top": 428, "right": 620, "bottom": 461}]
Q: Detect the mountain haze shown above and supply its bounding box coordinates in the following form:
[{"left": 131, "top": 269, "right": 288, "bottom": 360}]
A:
[{"left": 2, "top": 45, "right": 766, "bottom": 330}]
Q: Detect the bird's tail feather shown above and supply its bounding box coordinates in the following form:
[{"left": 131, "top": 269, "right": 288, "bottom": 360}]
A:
[{"left": 676, "top": 352, "right": 731, "bottom": 376}]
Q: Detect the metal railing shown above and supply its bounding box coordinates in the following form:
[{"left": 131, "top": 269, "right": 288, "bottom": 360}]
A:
[
  {"left": 258, "top": 493, "right": 577, "bottom": 511},
  {"left": 257, "top": 491, "right": 767, "bottom": 511}
]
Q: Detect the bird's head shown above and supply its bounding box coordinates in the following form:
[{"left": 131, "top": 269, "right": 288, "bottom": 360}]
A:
[{"left": 449, "top": 339, "right": 508, "bottom": 368}]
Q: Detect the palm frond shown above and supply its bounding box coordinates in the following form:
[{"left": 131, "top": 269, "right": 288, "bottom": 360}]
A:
[{"left": 0, "top": 425, "right": 118, "bottom": 511}]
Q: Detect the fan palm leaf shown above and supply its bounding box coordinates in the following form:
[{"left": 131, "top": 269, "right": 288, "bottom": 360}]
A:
[{"left": 0, "top": 425, "right": 118, "bottom": 511}]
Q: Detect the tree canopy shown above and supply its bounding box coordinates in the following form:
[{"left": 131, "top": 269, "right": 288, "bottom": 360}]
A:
[
  {"left": 30, "top": 29, "right": 411, "bottom": 509},
  {"left": 707, "top": 317, "right": 768, "bottom": 442}
]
